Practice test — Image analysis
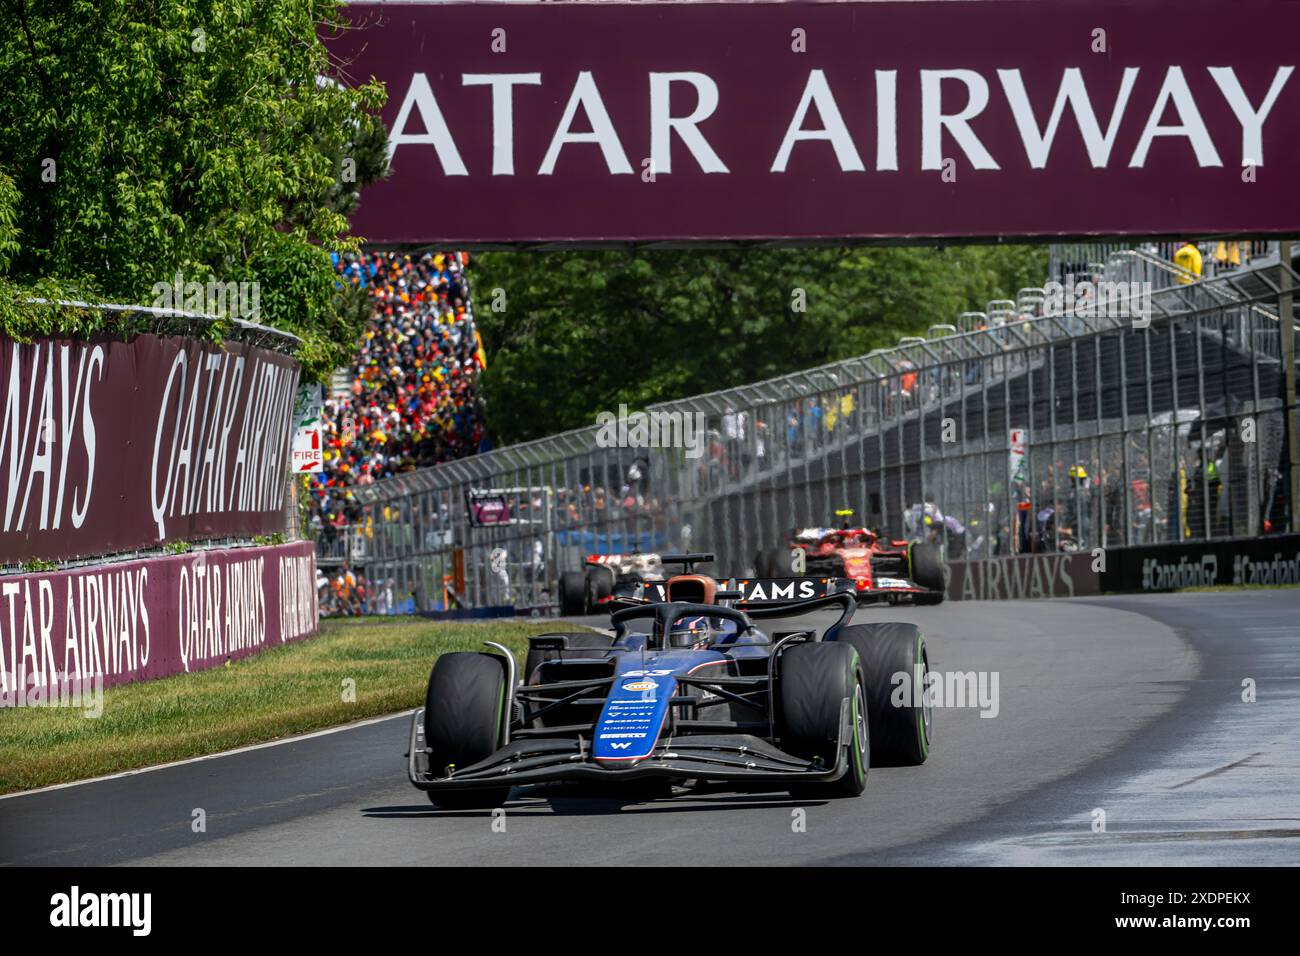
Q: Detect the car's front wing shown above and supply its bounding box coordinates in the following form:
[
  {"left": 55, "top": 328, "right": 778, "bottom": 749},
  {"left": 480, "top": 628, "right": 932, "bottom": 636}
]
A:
[
  {"left": 853, "top": 579, "right": 934, "bottom": 604},
  {"left": 407, "top": 701, "right": 853, "bottom": 792}
]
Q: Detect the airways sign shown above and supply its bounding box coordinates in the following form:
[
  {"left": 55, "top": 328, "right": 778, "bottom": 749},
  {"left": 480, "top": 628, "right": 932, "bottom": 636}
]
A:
[{"left": 330, "top": 1, "right": 1300, "bottom": 244}]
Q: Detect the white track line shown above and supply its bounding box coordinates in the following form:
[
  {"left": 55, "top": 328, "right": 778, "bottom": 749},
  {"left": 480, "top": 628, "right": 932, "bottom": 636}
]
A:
[{"left": 0, "top": 709, "right": 415, "bottom": 801}]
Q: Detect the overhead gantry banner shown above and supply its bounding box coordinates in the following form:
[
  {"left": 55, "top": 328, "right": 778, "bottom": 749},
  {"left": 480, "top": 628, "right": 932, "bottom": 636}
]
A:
[{"left": 330, "top": 1, "right": 1300, "bottom": 245}]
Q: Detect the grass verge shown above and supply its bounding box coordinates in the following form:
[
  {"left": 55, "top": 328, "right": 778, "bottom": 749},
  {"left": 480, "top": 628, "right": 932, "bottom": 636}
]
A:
[{"left": 0, "top": 617, "right": 566, "bottom": 795}]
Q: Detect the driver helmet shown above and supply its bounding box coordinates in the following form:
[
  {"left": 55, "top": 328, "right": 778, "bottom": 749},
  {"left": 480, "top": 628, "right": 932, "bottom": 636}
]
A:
[{"left": 668, "top": 615, "right": 737, "bottom": 649}]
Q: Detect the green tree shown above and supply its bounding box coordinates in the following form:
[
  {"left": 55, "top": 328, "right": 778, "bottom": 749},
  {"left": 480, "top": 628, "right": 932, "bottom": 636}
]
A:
[
  {"left": 473, "top": 245, "right": 1047, "bottom": 444},
  {"left": 0, "top": 0, "right": 387, "bottom": 379}
]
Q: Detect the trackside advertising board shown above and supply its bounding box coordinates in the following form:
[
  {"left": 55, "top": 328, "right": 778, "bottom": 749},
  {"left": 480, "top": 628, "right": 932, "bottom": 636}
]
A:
[
  {"left": 946, "top": 533, "right": 1300, "bottom": 598},
  {"left": 947, "top": 553, "right": 1100, "bottom": 601},
  {"left": 0, "top": 334, "right": 301, "bottom": 563},
  {"left": 1103, "top": 533, "right": 1300, "bottom": 592},
  {"left": 0, "top": 540, "right": 318, "bottom": 699},
  {"left": 330, "top": 0, "right": 1300, "bottom": 244}
]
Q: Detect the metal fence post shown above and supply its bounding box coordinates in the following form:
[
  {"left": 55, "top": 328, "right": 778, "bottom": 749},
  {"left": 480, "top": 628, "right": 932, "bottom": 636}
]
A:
[{"left": 1282, "top": 242, "right": 1299, "bottom": 532}]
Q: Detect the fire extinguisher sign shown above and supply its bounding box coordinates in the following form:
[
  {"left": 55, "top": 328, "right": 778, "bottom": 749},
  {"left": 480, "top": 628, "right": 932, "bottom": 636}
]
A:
[{"left": 292, "top": 383, "right": 324, "bottom": 474}]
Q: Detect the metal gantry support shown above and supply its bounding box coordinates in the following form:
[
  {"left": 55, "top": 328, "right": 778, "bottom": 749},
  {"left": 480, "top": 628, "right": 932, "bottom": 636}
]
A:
[{"left": 1282, "top": 241, "right": 1300, "bottom": 532}]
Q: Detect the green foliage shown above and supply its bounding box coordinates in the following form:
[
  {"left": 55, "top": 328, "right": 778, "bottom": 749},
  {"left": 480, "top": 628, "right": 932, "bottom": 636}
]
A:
[
  {"left": 0, "top": 172, "right": 19, "bottom": 273},
  {"left": 20, "top": 557, "right": 58, "bottom": 573},
  {"left": 0, "top": 0, "right": 388, "bottom": 380},
  {"left": 294, "top": 473, "right": 315, "bottom": 539},
  {"left": 473, "top": 245, "right": 1048, "bottom": 444},
  {"left": 162, "top": 540, "right": 192, "bottom": 555}
]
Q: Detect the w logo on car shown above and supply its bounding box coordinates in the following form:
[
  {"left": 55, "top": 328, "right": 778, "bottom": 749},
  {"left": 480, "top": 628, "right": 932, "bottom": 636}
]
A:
[{"left": 609, "top": 742, "right": 633, "bottom": 750}]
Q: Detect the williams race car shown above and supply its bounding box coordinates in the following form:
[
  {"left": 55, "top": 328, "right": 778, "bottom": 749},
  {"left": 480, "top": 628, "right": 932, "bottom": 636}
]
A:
[
  {"left": 755, "top": 520, "right": 946, "bottom": 604},
  {"left": 409, "top": 554, "right": 931, "bottom": 808}
]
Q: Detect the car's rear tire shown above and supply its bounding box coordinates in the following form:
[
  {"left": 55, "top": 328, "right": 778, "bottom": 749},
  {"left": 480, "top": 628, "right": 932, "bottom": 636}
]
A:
[
  {"left": 908, "top": 541, "right": 946, "bottom": 603},
  {"left": 559, "top": 570, "right": 587, "bottom": 616},
  {"left": 423, "top": 652, "right": 511, "bottom": 809},
  {"left": 523, "top": 632, "right": 615, "bottom": 684},
  {"left": 587, "top": 566, "right": 613, "bottom": 605},
  {"left": 835, "top": 623, "right": 931, "bottom": 766},
  {"left": 763, "top": 546, "right": 793, "bottom": 577},
  {"left": 778, "top": 642, "right": 868, "bottom": 798}
]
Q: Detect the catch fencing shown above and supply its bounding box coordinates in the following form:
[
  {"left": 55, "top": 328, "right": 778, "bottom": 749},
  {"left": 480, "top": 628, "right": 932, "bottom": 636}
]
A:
[{"left": 334, "top": 252, "right": 1300, "bottom": 611}]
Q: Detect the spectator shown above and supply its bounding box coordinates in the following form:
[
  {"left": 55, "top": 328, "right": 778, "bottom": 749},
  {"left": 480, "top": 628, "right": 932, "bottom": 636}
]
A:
[
  {"left": 311, "top": 251, "right": 488, "bottom": 534},
  {"left": 1173, "top": 240, "right": 1203, "bottom": 284},
  {"left": 722, "top": 405, "right": 746, "bottom": 478},
  {"left": 1214, "top": 240, "right": 1248, "bottom": 272}
]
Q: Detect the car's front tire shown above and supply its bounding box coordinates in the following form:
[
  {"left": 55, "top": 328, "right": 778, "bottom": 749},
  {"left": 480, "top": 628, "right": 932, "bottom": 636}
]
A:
[
  {"left": 423, "top": 652, "right": 511, "bottom": 809},
  {"left": 779, "top": 642, "right": 868, "bottom": 797},
  {"left": 908, "top": 541, "right": 946, "bottom": 603}
]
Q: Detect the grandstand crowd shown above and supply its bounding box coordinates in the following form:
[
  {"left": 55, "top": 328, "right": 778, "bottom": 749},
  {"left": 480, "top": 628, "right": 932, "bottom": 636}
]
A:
[{"left": 311, "top": 250, "right": 488, "bottom": 613}]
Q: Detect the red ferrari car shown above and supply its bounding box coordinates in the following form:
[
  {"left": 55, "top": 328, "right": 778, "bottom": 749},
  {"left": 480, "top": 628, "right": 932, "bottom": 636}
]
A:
[{"left": 755, "top": 524, "right": 946, "bottom": 604}]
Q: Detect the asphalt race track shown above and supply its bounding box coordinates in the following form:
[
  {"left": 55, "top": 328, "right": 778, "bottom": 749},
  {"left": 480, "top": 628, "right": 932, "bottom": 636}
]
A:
[{"left": 1, "top": 592, "right": 1296, "bottom": 866}]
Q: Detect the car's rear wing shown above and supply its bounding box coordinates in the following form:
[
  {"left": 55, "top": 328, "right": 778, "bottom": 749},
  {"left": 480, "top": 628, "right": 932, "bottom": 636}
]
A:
[
  {"left": 658, "top": 552, "right": 718, "bottom": 573},
  {"left": 606, "top": 574, "right": 861, "bottom": 637},
  {"left": 610, "top": 575, "right": 854, "bottom": 608},
  {"left": 727, "top": 576, "right": 855, "bottom": 606},
  {"left": 584, "top": 551, "right": 661, "bottom": 565}
]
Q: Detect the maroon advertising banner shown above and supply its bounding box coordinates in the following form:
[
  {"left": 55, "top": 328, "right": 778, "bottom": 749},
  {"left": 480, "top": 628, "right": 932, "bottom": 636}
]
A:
[
  {"left": 330, "top": 0, "right": 1300, "bottom": 244},
  {"left": 947, "top": 553, "right": 1101, "bottom": 601},
  {"left": 0, "top": 540, "right": 318, "bottom": 699},
  {"left": 0, "top": 334, "right": 300, "bottom": 563}
]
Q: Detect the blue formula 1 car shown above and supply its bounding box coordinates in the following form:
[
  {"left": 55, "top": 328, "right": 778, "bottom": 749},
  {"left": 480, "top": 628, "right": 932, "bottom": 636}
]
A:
[{"left": 408, "top": 555, "right": 932, "bottom": 809}]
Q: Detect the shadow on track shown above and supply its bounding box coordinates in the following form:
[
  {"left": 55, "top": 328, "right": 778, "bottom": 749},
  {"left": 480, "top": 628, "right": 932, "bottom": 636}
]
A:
[{"left": 362, "top": 787, "right": 825, "bottom": 818}]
